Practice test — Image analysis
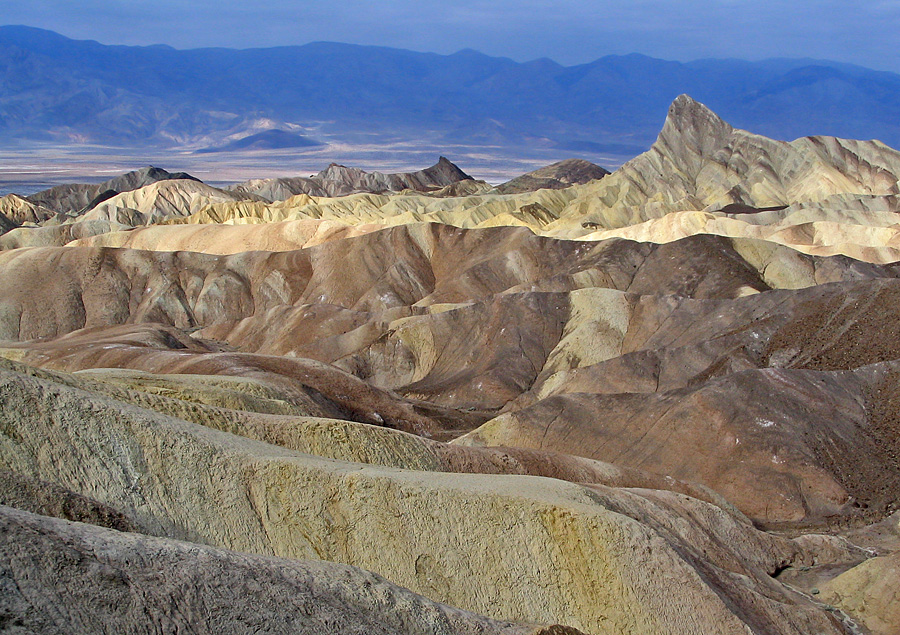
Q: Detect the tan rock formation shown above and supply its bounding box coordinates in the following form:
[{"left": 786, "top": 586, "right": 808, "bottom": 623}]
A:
[
  {"left": 26, "top": 166, "right": 200, "bottom": 215},
  {"left": 0, "top": 470, "right": 142, "bottom": 532},
  {"left": 80, "top": 179, "right": 259, "bottom": 225},
  {"left": 492, "top": 159, "right": 609, "bottom": 194},
  {"left": 0, "top": 193, "right": 56, "bottom": 224},
  {"left": 0, "top": 362, "right": 848, "bottom": 634},
  {"left": 548, "top": 95, "right": 900, "bottom": 233},
  {"left": 819, "top": 552, "right": 900, "bottom": 635},
  {"left": 3, "top": 97, "right": 900, "bottom": 633},
  {"left": 230, "top": 156, "right": 476, "bottom": 201},
  {"left": 0, "top": 506, "right": 563, "bottom": 635}
]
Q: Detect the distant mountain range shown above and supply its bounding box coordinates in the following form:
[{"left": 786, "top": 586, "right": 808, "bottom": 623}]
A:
[{"left": 3, "top": 25, "right": 900, "bottom": 155}]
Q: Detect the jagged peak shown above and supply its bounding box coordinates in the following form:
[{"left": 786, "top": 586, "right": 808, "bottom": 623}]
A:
[
  {"left": 652, "top": 94, "right": 736, "bottom": 161},
  {"left": 316, "top": 163, "right": 366, "bottom": 182},
  {"left": 662, "top": 95, "right": 733, "bottom": 136},
  {"left": 669, "top": 94, "right": 713, "bottom": 114},
  {"left": 425, "top": 157, "right": 473, "bottom": 181}
]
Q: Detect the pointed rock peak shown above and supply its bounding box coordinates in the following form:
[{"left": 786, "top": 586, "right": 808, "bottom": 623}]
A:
[
  {"left": 122, "top": 166, "right": 172, "bottom": 181},
  {"left": 664, "top": 95, "right": 732, "bottom": 135},
  {"left": 317, "top": 163, "right": 364, "bottom": 180},
  {"left": 670, "top": 94, "right": 712, "bottom": 114},
  {"left": 138, "top": 165, "right": 200, "bottom": 181},
  {"left": 656, "top": 94, "right": 734, "bottom": 156},
  {"left": 97, "top": 166, "right": 200, "bottom": 198},
  {"left": 426, "top": 157, "right": 473, "bottom": 181}
]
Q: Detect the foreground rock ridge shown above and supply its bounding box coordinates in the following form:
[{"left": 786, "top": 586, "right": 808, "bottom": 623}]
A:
[
  {"left": 0, "top": 505, "right": 570, "bottom": 635},
  {"left": 0, "top": 95, "right": 898, "bottom": 634}
]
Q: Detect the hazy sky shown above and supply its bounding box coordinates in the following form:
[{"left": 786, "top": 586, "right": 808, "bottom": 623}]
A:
[{"left": 2, "top": 0, "right": 899, "bottom": 71}]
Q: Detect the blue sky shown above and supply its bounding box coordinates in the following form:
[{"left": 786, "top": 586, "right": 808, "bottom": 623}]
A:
[{"left": 2, "top": 0, "right": 898, "bottom": 71}]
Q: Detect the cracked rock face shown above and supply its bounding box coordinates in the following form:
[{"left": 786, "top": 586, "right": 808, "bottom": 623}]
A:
[
  {"left": 0, "top": 360, "right": 849, "bottom": 634},
  {"left": 0, "top": 505, "right": 562, "bottom": 635}
]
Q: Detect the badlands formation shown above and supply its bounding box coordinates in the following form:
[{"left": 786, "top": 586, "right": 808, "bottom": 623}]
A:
[{"left": 0, "top": 95, "right": 899, "bottom": 634}]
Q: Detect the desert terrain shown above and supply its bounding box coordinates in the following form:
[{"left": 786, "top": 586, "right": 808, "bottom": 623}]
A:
[{"left": 0, "top": 95, "right": 898, "bottom": 634}]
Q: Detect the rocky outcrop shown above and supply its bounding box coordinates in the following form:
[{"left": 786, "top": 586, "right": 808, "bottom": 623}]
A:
[
  {"left": 4, "top": 225, "right": 895, "bottom": 342},
  {"left": 10, "top": 98, "right": 900, "bottom": 267},
  {"left": 0, "top": 193, "right": 56, "bottom": 224},
  {"left": 230, "top": 157, "right": 475, "bottom": 201},
  {"left": 550, "top": 94, "right": 900, "bottom": 231},
  {"left": 0, "top": 212, "right": 16, "bottom": 235},
  {"left": 1, "top": 324, "right": 440, "bottom": 436},
  {"left": 3, "top": 225, "right": 900, "bottom": 527},
  {"left": 493, "top": 159, "right": 609, "bottom": 194},
  {"left": 0, "top": 355, "right": 726, "bottom": 505},
  {"left": 0, "top": 218, "right": 133, "bottom": 250},
  {"left": 0, "top": 363, "right": 849, "bottom": 634},
  {"left": 80, "top": 179, "right": 259, "bottom": 225},
  {"left": 27, "top": 166, "right": 200, "bottom": 215},
  {"left": 5, "top": 95, "right": 900, "bottom": 634},
  {"left": 69, "top": 218, "right": 386, "bottom": 253},
  {"left": 457, "top": 362, "right": 899, "bottom": 523},
  {"left": 0, "top": 505, "right": 564, "bottom": 635},
  {"left": 0, "top": 470, "right": 142, "bottom": 532},
  {"left": 819, "top": 551, "right": 900, "bottom": 635},
  {"left": 454, "top": 278, "right": 900, "bottom": 523}
]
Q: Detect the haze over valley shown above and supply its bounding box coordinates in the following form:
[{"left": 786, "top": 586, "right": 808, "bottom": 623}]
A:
[{"left": 6, "top": 26, "right": 900, "bottom": 191}]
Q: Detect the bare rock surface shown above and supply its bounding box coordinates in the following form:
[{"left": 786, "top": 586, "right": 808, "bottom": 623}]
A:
[
  {"left": 456, "top": 279, "right": 900, "bottom": 524},
  {"left": 493, "top": 159, "right": 609, "bottom": 194},
  {"left": 4, "top": 96, "right": 900, "bottom": 634},
  {"left": 68, "top": 218, "right": 386, "bottom": 254},
  {"left": 2, "top": 225, "right": 896, "bottom": 343},
  {"left": 79, "top": 179, "right": 259, "bottom": 226},
  {"left": 0, "top": 356, "right": 726, "bottom": 505},
  {"left": 457, "top": 363, "right": 900, "bottom": 524},
  {"left": 0, "top": 505, "right": 560, "bottom": 635},
  {"left": 79, "top": 95, "right": 899, "bottom": 266},
  {"left": 0, "top": 212, "right": 15, "bottom": 236},
  {"left": 2, "top": 226, "right": 900, "bottom": 527},
  {"left": 552, "top": 94, "right": 900, "bottom": 233},
  {"left": 819, "top": 551, "right": 900, "bottom": 635},
  {"left": 10, "top": 97, "right": 900, "bottom": 266},
  {"left": 0, "top": 363, "right": 850, "bottom": 634},
  {"left": 26, "top": 166, "right": 200, "bottom": 215},
  {"left": 0, "top": 194, "right": 56, "bottom": 225},
  {"left": 0, "top": 219, "right": 132, "bottom": 250},
  {"left": 0, "top": 470, "right": 141, "bottom": 532},
  {"left": 230, "top": 156, "right": 475, "bottom": 201},
  {"left": 2, "top": 324, "right": 441, "bottom": 436}
]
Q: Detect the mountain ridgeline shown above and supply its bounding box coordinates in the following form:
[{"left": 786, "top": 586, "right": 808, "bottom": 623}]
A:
[{"left": 4, "top": 25, "right": 900, "bottom": 154}]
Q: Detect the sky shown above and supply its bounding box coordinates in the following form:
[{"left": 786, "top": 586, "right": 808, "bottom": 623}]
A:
[{"left": 2, "top": 0, "right": 900, "bottom": 72}]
